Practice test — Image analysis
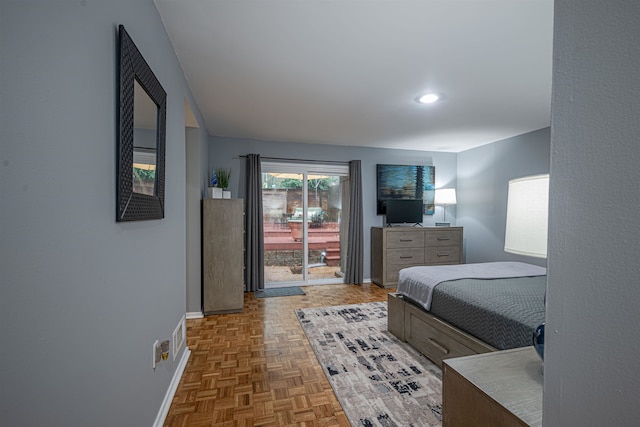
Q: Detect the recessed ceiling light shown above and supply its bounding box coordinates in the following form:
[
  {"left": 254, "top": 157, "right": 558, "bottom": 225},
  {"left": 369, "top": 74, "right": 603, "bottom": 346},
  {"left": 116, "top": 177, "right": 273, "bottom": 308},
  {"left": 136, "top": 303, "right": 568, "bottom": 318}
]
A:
[{"left": 418, "top": 93, "right": 440, "bottom": 104}]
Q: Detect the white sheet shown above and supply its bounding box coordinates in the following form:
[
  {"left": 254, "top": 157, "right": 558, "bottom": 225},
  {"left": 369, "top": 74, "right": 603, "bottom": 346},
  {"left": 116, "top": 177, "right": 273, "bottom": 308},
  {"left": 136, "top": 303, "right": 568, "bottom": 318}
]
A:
[{"left": 396, "top": 261, "right": 546, "bottom": 311}]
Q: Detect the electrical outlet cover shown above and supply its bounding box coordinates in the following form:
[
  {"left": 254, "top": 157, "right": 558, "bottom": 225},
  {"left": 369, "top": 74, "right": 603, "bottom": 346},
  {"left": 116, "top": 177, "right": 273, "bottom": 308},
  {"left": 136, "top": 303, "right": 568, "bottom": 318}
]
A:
[{"left": 152, "top": 340, "right": 161, "bottom": 369}]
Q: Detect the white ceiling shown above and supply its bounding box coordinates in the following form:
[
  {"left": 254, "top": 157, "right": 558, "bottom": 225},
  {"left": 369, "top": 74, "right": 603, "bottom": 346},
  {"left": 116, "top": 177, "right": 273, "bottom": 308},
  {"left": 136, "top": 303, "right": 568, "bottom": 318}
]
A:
[{"left": 155, "top": 0, "right": 554, "bottom": 153}]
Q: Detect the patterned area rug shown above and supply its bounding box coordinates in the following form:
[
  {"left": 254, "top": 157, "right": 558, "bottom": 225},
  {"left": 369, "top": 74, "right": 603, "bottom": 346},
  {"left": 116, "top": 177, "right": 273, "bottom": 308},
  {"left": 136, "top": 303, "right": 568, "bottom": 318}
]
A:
[{"left": 296, "top": 302, "right": 442, "bottom": 427}]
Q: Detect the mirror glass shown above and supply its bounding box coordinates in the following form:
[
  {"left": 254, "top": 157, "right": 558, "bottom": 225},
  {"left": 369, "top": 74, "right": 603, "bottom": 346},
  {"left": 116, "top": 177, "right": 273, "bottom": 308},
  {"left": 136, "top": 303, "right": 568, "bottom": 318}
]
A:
[{"left": 133, "top": 79, "right": 158, "bottom": 196}]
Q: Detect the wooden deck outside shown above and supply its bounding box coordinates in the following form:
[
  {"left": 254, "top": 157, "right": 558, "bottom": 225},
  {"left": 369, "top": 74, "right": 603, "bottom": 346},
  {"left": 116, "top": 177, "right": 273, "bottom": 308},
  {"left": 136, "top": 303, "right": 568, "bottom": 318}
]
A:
[{"left": 264, "top": 222, "right": 340, "bottom": 266}]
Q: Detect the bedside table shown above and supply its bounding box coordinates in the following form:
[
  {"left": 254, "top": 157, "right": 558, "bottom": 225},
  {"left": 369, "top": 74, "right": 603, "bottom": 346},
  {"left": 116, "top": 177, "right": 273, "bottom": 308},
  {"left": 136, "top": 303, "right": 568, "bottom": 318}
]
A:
[{"left": 442, "top": 347, "right": 543, "bottom": 427}]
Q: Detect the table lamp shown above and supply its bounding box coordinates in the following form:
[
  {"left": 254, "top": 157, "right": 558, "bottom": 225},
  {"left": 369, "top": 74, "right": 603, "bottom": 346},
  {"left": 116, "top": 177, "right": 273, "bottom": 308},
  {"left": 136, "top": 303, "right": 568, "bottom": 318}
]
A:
[
  {"left": 504, "top": 174, "right": 549, "bottom": 361},
  {"left": 504, "top": 174, "right": 549, "bottom": 258},
  {"left": 434, "top": 188, "right": 457, "bottom": 226}
]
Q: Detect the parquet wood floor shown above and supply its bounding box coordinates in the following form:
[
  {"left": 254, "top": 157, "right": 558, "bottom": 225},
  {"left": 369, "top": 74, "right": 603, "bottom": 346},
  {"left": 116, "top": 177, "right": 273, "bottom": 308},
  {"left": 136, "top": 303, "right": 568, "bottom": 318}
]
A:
[{"left": 164, "top": 283, "right": 394, "bottom": 427}]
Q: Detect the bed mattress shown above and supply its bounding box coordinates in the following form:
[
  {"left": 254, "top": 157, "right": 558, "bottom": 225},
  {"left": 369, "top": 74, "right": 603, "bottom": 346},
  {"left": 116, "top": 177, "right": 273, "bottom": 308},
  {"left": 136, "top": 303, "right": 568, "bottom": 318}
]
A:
[{"left": 426, "top": 276, "right": 546, "bottom": 350}]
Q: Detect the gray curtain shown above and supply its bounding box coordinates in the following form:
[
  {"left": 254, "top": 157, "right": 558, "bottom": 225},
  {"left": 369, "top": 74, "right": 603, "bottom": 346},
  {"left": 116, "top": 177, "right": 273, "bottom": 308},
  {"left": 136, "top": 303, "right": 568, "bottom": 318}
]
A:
[
  {"left": 245, "top": 154, "right": 264, "bottom": 291},
  {"left": 345, "top": 160, "right": 364, "bottom": 284}
]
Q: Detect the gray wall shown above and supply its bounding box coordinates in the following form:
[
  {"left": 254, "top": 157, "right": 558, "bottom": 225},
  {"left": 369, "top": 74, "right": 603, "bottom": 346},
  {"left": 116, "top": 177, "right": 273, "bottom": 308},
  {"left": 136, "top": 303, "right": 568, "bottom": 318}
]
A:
[
  {"left": 457, "top": 128, "right": 551, "bottom": 266},
  {"left": 0, "top": 1, "right": 209, "bottom": 426},
  {"left": 545, "top": 1, "right": 640, "bottom": 425},
  {"left": 207, "top": 136, "right": 457, "bottom": 286},
  {"left": 185, "top": 127, "right": 204, "bottom": 314}
]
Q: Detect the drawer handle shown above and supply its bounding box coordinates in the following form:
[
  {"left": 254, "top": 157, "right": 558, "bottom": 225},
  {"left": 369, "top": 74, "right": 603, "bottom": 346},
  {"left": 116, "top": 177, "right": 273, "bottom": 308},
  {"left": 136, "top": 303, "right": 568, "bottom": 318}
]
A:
[
  {"left": 399, "top": 239, "right": 413, "bottom": 242},
  {"left": 399, "top": 256, "right": 413, "bottom": 259},
  {"left": 437, "top": 252, "right": 450, "bottom": 257},
  {"left": 428, "top": 338, "right": 450, "bottom": 355},
  {"left": 437, "top": 237, "right": 451, "bottom": 241}
]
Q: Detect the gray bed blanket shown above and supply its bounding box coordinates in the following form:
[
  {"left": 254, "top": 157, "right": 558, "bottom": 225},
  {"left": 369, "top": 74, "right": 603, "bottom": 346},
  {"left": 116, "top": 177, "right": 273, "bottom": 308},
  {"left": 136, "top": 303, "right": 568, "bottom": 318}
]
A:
[
  {"left": 397, "top": 261, "right": 546, "bottom": 310},
  {"left": 429, "top": 275, "right": 547, "bottom": 349}
]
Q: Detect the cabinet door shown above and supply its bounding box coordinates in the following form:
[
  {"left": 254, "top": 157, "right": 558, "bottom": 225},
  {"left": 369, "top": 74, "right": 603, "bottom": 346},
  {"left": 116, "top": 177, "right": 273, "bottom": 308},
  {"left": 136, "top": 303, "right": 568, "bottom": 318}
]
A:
[{"left": 203, "top": 199, "right": 244, "bottom": 314}]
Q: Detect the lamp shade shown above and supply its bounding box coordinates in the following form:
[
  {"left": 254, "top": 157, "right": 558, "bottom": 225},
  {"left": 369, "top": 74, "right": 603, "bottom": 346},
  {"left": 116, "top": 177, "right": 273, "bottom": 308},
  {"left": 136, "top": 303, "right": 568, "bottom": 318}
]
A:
[
  {"left": 434, "top": 188, "right": 457, "bottom": 205},
  {"left": 504, "top": 174, "right": 549, "bottom": 258}
]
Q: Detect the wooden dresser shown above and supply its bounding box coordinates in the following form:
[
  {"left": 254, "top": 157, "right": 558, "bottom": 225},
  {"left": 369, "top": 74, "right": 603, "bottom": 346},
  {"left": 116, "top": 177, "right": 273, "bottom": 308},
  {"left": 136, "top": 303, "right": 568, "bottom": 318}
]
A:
[
  {"left": 370, "top": 226, "right": 463, "bottom": 288},
  {"left": 202, "top": 198, "right": 244, "bottom": 315}
]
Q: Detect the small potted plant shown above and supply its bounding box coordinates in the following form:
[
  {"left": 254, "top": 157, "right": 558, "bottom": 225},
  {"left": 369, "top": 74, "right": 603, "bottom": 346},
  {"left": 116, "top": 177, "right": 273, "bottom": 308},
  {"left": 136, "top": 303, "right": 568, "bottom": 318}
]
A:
[
  {"left": 207, "top": 168, "right": 231, "bottom": 198},
  {"left": 215, "top": 168, "right": 231, "bottom": 189},
  {"left": 215, "top": 168, "right": 231, "bottom": 198},
  {"left": 207, "top": 170, "right": 221, "bottom": 198}
]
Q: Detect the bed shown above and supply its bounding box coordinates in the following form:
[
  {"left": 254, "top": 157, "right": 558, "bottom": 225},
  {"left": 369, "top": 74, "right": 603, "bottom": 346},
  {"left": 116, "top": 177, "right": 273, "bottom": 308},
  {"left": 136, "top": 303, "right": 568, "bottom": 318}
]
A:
[{"left": 387, "top": 261, "right": 546, "bottom": 367}]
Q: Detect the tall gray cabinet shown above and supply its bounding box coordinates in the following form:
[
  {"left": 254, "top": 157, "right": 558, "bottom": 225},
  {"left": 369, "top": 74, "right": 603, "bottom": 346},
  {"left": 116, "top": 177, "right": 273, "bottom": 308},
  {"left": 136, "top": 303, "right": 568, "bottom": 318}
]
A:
[{"left": 202, "top": 198, "right": 244, "bottom": 315}]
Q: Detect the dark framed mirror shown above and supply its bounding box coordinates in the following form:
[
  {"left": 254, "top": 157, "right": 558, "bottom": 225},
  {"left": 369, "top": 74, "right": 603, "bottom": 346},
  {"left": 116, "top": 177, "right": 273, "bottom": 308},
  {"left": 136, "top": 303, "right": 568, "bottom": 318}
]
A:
[{"left": 117, "top": 25, "right": 166, "bottom": 221}]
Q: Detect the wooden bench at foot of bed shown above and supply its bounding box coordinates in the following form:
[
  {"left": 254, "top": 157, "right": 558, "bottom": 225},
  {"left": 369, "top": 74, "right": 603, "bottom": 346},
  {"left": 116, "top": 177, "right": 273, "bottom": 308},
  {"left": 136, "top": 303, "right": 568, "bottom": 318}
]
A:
[{"left": 388, "top": 293, "right": 496, "bottom": 367}]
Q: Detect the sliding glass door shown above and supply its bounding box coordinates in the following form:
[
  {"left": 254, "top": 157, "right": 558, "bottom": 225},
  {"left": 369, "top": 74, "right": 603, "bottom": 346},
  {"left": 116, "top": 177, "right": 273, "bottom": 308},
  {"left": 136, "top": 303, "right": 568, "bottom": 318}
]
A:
[{"left": 261, "top": 162, "right": 348, "bottom": 287}]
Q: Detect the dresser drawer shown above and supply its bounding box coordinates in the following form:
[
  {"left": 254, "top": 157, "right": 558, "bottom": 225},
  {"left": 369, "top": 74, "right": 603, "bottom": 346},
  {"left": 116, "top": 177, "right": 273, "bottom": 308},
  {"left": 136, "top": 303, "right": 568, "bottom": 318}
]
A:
[
  {"left": 386, "top": 264, "right": 421, "bottom": 283},
  {"left": 406, "top": 307, "right": 479, "bottom": 366},
  {"left": 387, "top": 247, "right": 425, "bottom": 265},
  {"left": 425, "top": 245, "right": 461, "bottom": 264},
  {"left": 386, "top": 231, "right": 425, "bottom": 249},
  {"left": 425, "top": 229, "right": 462, "bottom": 247}
]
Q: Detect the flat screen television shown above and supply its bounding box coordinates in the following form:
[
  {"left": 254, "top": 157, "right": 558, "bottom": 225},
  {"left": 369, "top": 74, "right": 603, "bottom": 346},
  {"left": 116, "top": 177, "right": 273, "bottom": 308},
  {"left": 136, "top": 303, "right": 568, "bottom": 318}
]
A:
[{"left": 385, "top": 199, "right": 423, "bottom": 226}]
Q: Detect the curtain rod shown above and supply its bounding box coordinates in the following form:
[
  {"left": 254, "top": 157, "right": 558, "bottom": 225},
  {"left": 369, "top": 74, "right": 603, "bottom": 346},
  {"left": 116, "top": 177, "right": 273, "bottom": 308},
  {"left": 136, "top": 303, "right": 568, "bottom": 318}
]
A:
[{"left": 238, "top": 155, "right": 349, "bottom": 165}]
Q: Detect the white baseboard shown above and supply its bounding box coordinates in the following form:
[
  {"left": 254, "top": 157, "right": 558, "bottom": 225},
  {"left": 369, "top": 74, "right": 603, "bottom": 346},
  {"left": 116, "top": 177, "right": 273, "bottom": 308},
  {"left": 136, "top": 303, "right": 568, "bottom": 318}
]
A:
[
  {"left": 153, "top": 347, "right": 191, "bottom": 427},
  {"left": 186, "top": 311, "right": 203, "bottom": 319}
]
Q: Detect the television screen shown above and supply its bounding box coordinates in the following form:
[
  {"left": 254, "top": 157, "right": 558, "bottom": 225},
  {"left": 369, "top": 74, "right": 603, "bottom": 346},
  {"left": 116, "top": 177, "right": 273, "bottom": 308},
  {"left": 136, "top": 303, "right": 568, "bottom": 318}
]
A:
[{"left": 385, "top": 199, "right": 423, "bottom": 225}]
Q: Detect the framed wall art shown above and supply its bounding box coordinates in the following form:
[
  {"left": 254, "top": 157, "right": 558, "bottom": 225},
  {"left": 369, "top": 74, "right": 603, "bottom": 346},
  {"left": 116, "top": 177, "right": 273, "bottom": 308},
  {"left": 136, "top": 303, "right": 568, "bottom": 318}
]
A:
[{"left": 376, "top": 164, "right": 435, "bottom": 215}]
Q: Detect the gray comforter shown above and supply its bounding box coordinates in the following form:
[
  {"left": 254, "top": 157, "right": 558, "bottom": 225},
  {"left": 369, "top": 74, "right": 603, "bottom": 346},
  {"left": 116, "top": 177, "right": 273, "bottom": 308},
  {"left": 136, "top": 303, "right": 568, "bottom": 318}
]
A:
[{"left": 429, "top": 275, "right": 546, "bottom": 350}]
